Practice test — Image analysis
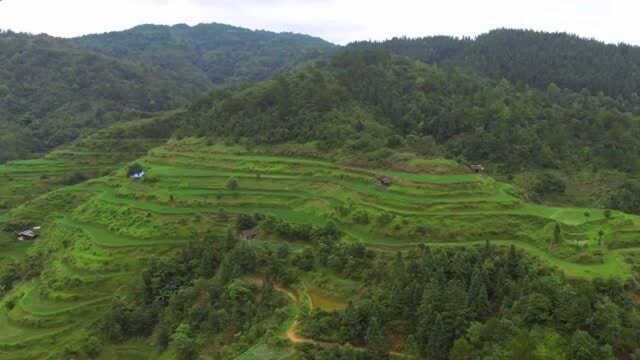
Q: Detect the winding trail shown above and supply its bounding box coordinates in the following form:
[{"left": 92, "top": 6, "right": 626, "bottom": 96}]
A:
[{"left": 264, "top": 279, "right": 414, "bottom": 358}]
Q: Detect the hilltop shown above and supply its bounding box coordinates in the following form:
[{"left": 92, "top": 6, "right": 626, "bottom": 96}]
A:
[
  {"left": 0, "top": 24, "right": 335, "bottom": 163},
  {"left": 71, "top": 23, "right": 336, "bottom": 87},
  {"left": 355, "top": 29, "right": 640, "bottom": 99}
]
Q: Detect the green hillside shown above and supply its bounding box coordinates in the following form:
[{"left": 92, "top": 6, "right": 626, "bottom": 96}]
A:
[
  {"left": 3, "top": 27, "right": 640, "bottom": 360},
  {"left": 0, "top": 112, "right": 178, "bottom": 226},
  {"left": 358, "top": 29, "right": 640, "bottom": 99},
  {"left": 1, "top": 139, "right": 640, "bottom": 358},
  {"left": 71, "top": 23, "right": 336, "bottom": 88},
  {"left": 0, "top": 25, "right": 334, "bottom": 163},
  {"left": 0, "top": 32, "right": 192, "bottom": 162},
  {"left": 176, "top": 48, "right": 640, "bottom": 212}
]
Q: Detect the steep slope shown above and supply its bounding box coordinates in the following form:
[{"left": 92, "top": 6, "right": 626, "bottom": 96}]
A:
[
  {"left": 181, "top": 48, "right": 640, "bottom": 176},
  {"left": 71, "top": 23, "right": 337, "bottom": 88},
  {"left": 0, "top": 24, "right": 335, "bottom": 163},
  {"left": 0, "top": 111, "right": 179, "bottom": 227},
  {"left": 0, "top": 32, "right": 190, "bottom": 162},
  {"left": 356, "top": 29, "right": 640, "bottom": 99},
  {"left": 1, "top": 139, "right": 640, "bottom": 358}
]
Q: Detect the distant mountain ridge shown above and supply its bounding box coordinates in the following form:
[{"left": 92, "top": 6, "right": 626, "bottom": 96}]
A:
[
  {"left": 71, "top": 23, "right": 336, "bottom": 88},
  {"left": 353, "top": 29, "right": 640, "bottom": 98},
  {"left": 0, "top": 23, "right": 336, "bottom": 162}
]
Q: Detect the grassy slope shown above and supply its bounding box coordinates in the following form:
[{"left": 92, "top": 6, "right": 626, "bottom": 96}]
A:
[{"left": 1, "top": 139, "right": 640, "bottom": 358}]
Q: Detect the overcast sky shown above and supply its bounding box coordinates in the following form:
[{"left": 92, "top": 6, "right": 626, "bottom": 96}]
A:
[{"left": 0, "top": 0, "right": 638, "bottom": 45}]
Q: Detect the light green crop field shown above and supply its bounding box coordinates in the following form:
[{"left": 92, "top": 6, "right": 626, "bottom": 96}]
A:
[{"left": 1, "top": 138, "right": 639, "bottom": 358}]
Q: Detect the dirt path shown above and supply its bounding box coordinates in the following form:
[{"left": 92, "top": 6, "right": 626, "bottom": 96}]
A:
[{"left": 267, "top": 280, "right": 414, "bottom": 358}]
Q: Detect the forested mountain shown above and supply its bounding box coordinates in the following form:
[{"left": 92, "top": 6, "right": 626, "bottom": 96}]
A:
[
  {"left": 0, "top": 25, "right": 335, "bottom": 163},
  {"left": 0, "top": 31, "right": 193, "bottom": 163},
  {"left": 5, "top": 25, "right": 640, "bottom": 360},
  {"left": 71, "top": 23, "right": 336, "bottom": 88},
  {"left": 182, "top": 48, "right": 640, "bottom": 174},
  {"left": 355, "top": 29, "right": 640, "bottom": 98}
]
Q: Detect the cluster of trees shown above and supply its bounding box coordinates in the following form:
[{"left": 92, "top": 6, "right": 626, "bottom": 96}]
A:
[
  {"left": 99, "top": 232, "right": 288, "bottom": 359},
  {"left": 95, "top": 220, "right": 379, "bottom": 358},
  {"left": 607, "top": 180, "right": 640, "bottom": 214},
  {"left": 0, "top": 252, "right": 46, "bottom": 300},
  {"left": 359, "top": 29, "right": 640, "bottom": 99},
  {"left": 301, "top": 244, "right": 640, "bottom": 359},
  {"left": 261, "top": 216, "right": 341, "bottom": 242}
]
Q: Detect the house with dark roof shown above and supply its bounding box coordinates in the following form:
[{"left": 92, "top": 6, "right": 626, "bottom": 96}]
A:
[{"left": 17, "top": 227, "right": 40, "bottom": 241}]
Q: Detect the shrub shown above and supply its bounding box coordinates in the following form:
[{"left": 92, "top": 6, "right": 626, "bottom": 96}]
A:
[
  {"left": 237, "top": 214, "right": 258, "bottom": 231},
  {"left": 528, "top": 171, "right": 566, "bottom": 200},
  {"left": 171, "top": 323, "right": 198, "bottom": 360},
  {"left": 60, "top": 172, "right": 88, "bottom": 185},
  {"left": 386, "top": 134, "right": 404, "bottom": 148},
  {"left": 376, "top": 212, "right": 394, "bottom": 226},
  {"left": 352, "top": 210, "right": 370, "bottom": 225},
  {"left": 226, "top": 177, "right": 239, "bottom": 190},
  {"left": 81, "top": 336, "right": 103, "bottom": 358},
  {"left": 608, "top": 180, "right": 640, "bottom": 214}
]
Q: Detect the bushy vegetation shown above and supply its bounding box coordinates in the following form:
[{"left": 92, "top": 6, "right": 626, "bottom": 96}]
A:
[
  {"left": 2, "top": 140, "right": 640, "bottom": 358},
  {"left": 302, "top": 244, "right": 639, "bottom": 358}
]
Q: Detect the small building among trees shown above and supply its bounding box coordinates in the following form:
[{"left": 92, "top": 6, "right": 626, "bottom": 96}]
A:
[
  {"left": 17, "top": 226, "right": 40, "bottom": 241},
  {"left": 377, "top": 176, "right": 393, "bottom": 187},
  {"left": 130, "top": 171, "right": 145, "bottom": 180},
  {"left": 240, "top": 228, "right": 259, "bottom": 241},
  {"left": 127, "top": 163, "right": 146, "bottom": 180},
  {"left": 468, "top": 164, "right": 485, "bottom": 173}
]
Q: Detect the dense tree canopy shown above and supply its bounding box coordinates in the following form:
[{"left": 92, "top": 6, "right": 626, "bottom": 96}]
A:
[
  {"left": 357, "top": 29, "right": 640, "bottom": 99},
  {"left": 71, "top": 23, "right": 336, "bottom": 88},
  {"left": 184, "top": 48, "right": 640, "bottom": 174},
  {"left": 0, "top": 25, "right": 335, "bottom": 163}
]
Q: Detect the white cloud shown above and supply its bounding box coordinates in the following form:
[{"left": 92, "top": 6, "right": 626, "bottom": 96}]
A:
[{"left": 0, "top": 0, "right": 638, "bottom": 45}]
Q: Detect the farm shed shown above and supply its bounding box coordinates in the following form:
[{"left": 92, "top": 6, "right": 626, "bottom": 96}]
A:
[
  {"left": 17, "top": 226, "right": 40, "bottom": 241},
  {"left": 240, "top": 228, "right": 259, "bottom": 241},
  {"left": 130, "top": 171, "right": 145, "bottom": 180},
  {"left": 377, "top": 176, "right": 393, "bottom": 187}
]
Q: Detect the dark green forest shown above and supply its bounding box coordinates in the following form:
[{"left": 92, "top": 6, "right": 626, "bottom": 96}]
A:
[
  {"left": 355, "top": 29, "right": 640, "bottom": 99},
  {"left": 0, "top": 24, "right": 334, "bottom": 163},
  {"left": 0, "top": 31, "right": 190, "bottom": 162},
  {"left": 71, "top": 23, "right": 336, "bottom": 88}
]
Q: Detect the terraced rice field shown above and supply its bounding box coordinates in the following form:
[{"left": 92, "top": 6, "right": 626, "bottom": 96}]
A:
[{"left": 2, "top": 139, "right": 640, "bottom": 357}]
